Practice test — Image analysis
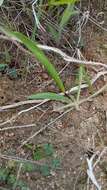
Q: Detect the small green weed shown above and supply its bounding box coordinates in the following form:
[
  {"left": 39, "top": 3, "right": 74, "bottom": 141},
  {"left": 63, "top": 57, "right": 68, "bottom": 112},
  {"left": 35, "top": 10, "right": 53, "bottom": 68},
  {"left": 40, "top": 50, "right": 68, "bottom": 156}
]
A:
[
  {"left": 24, "top": 143, "right": 61, "bottom": 176},
  {"left": 0, "top": 166, "right": 30, "bottom": 190},
  {"left": 0, "top": 143, "right": 60, "bottom": 189}
]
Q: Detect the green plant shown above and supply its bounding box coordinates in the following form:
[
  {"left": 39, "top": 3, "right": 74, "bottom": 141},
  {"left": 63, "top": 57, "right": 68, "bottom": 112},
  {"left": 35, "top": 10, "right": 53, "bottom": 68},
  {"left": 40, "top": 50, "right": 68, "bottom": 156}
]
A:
[
  {"left": 47, "top": 0, "right": 79, "bottom": 42},
  {"left": 76, "top": 65, "right": 93, "bottom": 101},
  {"left": 33, "top": 143, "right": 54, "bottom": 160},
  {"left": 28, "top": 92, "right": 71, "bottom": 103},
  {"left": 49, "top": 0, "right": 79, "bottom": 6},
  {"left": 0, "top": 26, "right": 65, "bottom": 93},
  {"left": 58, "top": 4, "right": 78, "bottom": 39},
  {"left": 0, "top": 143, "right": 61, "bottom": 190},
  {"left": 0, "top": 166, "right": 30, "bottom": 190},
  {"left": 76, "top": 65, "right": 84, "bottom": 103},
  {"left": 23, "top": 143, "right": 61, "bottom": 176}
]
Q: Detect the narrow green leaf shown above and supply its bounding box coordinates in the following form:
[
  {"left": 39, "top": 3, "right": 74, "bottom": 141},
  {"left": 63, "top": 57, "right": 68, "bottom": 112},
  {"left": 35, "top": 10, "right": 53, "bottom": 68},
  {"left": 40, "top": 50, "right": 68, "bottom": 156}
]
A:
[
  {"left": 28, "top": 92, "right": 70, "bottom": 103},
  {"left": 4, "top": 46, "right": 11, "bottom": 63},
  {"left": 49, "top": 0, "right": 79, "bottom": 6},
  {"left": 76, "top": 65, "right": 84, "bottom": 102},
  {"left": 0, "top": 26, "right": 65, "bottom": 92},
  {"left": 83, "top": 68, "right": 93, "bottom": 93},
  {"left": 59, "top": 5, "right": 77, "bottom": 31},
  {"left": 47, "top": 24, "right": 59, "bottom": 42},
  {"left": 59, "top": 4, "right": 78, "bottom": 39}
]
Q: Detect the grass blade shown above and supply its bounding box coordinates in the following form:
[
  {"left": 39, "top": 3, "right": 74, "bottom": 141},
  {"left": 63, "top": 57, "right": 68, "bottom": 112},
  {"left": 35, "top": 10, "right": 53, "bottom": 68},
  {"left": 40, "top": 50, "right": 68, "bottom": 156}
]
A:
[
  {"left": 76, "top": 65, "right": 84, "bottom": 102},
  {"left": 59, "top": 4, "right": 78, "bottom": 39},
  {"left": 49, "top": 0, "right": 79, "bottom": 6},
  {"left": 59, "top": 4, "right": 78, "bottom": 30},
  {"left": 83, "top": 68, "right": 93, "bottom": 93}
]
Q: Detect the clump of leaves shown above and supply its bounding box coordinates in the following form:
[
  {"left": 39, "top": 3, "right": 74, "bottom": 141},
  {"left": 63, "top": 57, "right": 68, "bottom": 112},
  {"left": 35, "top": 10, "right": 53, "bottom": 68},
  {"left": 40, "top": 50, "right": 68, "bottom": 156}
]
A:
[
  {"left": 0, "top": 143, "right": 61, "bottom": 187},
  {"left": 0, "top": 167, "right": 9, "bottom": 181},
  {"left": 22, "top": 158, "right": 60, "bottom": 177},
  {"left": 0, "top": 166, "right": 30, "bottom": 190},
  {"left": 24, "top": 143, "right": 61, "bottom": 176}
]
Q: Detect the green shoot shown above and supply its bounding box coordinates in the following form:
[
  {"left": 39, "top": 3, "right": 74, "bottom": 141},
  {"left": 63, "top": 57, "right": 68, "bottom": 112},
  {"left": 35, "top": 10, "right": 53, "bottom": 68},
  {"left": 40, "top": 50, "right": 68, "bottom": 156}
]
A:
[{"left": 0, "top": 26, "right": 65, "bottom": 93}]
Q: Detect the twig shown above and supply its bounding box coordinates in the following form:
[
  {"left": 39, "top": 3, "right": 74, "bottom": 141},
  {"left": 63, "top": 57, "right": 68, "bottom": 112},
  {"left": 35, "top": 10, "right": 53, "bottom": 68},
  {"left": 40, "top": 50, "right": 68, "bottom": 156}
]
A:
[
  {"left": 0, "top": 101, "right": 47, "bottom": 127},
  {"left": 0, "top": 124, "right": 36, "bottom": 131},
  {"left": 0, "top": 153, "right": 43, "bottom": 166},
  {"left": 37, "top": 44, "right": 107, "bottom": 69},
  {"left": 0, "top": 35, "right": 107, "bottom": 69},
  {"left": 0, "top": 99, "right": 47, "bottom": 112},
  {"left": 32, "top": 0, "right": 45, "bottom": 31},
  {"left": 86, "top": 147, "right": 107, "bottom": 190},
  {"left": 87, "top": 152, "right": 101, "bottom": 190},
  {"left": 94, "top": 147, "right": 107, "bottom": 168},
  {"left": 75, "top": 6, "right": 107, "bottom": 32}
]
